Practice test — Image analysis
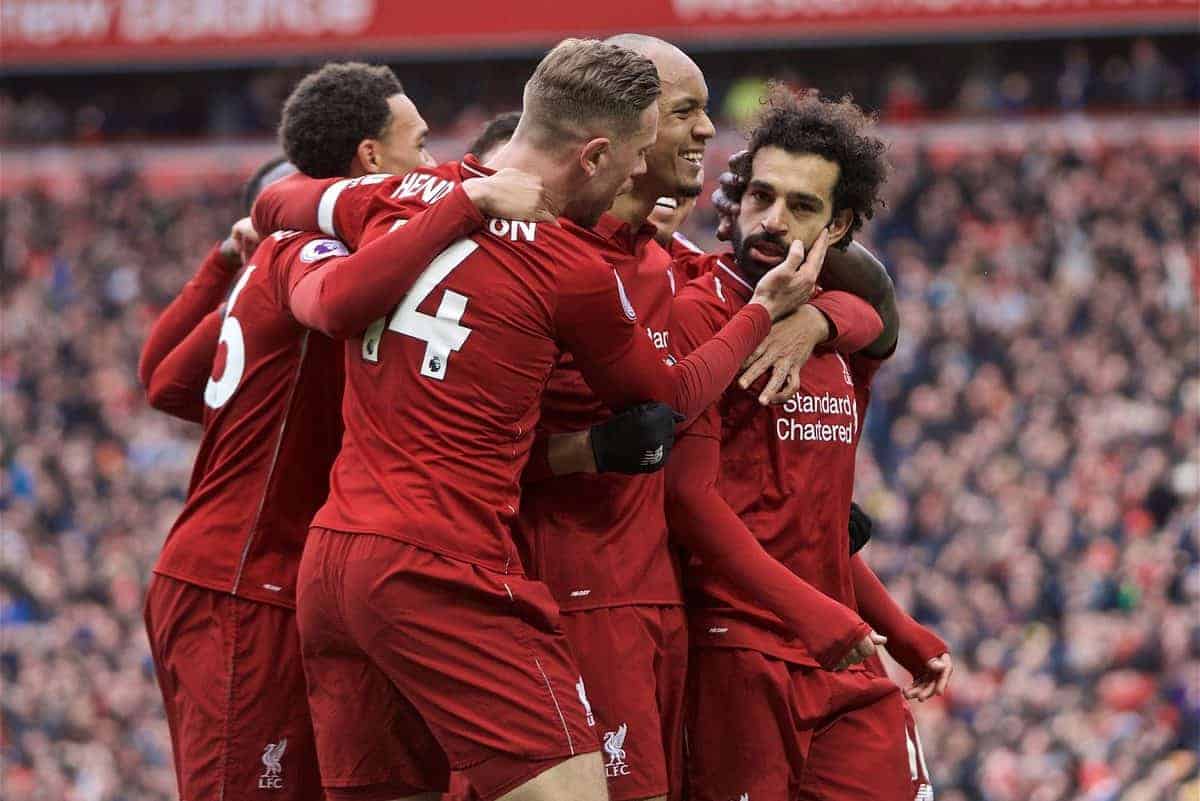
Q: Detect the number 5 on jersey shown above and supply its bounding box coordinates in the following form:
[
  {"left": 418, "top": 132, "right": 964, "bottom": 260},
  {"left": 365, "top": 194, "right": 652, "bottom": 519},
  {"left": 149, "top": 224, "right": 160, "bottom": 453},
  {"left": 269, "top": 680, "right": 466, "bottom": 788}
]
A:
[
  {"left": 205, "top": 265, "right": 257, "bottom": 409},
  {"left": 362, "top": 238, "right": 477, "bottom": 381}
]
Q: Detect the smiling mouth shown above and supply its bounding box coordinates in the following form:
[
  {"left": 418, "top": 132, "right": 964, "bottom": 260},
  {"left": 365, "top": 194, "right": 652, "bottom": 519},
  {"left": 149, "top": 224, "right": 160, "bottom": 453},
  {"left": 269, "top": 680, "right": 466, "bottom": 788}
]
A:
[{"left": 680, "top": 152, "right": 704, "bottom": 169}]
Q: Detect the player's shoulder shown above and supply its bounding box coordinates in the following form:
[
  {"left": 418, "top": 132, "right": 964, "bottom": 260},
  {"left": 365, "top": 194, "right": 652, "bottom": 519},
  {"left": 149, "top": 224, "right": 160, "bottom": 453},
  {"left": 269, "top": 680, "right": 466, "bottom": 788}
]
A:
[
  {"left": 476, "top": 217, "right": 608, "bottom": 272},
  {"left": 262, "top": 230, "right": 348, "bottom": 265}
]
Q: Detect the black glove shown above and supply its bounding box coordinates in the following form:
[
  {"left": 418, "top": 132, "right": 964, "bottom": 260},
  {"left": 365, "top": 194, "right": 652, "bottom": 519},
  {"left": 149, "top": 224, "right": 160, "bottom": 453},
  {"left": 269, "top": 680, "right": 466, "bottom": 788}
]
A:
[
  {"left": 590, "top": 403, "right": 680, "bottom": 475},
  {"left": 849, "top": 502, "right": 873, "bottom": 555}
]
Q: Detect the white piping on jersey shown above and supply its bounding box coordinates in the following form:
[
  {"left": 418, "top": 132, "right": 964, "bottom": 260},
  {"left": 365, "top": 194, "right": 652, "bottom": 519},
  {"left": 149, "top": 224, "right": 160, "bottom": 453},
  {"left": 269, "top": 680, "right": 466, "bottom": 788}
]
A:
[
  {"left": 230, "top": 330, "right": 311, "bottom": 598},
  {"left": 713, "top": 275, "right": 725, "bottom": 302},
  {"left": 461, "top": 162, "right": 489, "bottom": 179},
  {"left": 533, "top": 657, "right": 576, "bottom": 755},
  {"left": 317, "top": 179, "right": 353, "bottom": 238},
  {"left": 667, "top": 267, "right": 677, "bottom": 296},
  {"left": 672, "top": 231, "right": 705, "bottom": 254},
  {"left": 717, "top": 262, "right": 754, "bottom": 294}
]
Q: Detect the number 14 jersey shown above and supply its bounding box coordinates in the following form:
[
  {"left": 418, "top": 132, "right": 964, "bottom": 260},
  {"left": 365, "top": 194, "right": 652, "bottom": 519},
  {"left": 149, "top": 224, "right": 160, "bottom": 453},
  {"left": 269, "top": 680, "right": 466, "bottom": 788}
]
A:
[{"left": 308, "top": 158, "right": 771, "bottom": 573}]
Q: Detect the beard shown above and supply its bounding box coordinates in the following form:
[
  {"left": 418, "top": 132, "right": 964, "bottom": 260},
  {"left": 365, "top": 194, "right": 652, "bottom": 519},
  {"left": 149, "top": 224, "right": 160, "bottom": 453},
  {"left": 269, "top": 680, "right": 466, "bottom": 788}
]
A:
[{"left": 731, "top": 227, "right": 790, "bottom": 282}]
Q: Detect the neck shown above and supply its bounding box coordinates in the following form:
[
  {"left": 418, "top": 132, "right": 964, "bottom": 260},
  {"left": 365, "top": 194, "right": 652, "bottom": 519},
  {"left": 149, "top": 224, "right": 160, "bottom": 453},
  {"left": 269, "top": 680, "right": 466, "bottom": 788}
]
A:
[
  {"left": 485, "top": 139, "right": 570, "bottom": 218},
  {"left": 608, "top": 188, "right": 658, "bottom": 229}
]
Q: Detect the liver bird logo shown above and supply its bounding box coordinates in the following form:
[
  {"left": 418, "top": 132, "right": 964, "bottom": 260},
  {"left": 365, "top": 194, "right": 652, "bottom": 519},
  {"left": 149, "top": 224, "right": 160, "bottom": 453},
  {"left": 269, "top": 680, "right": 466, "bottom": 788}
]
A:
[
  {"left": 603, "top": 723, "right": 628, "bottom": 763},
  {"left": 261, "top": 739, "right": 287, "bottom": 777}
]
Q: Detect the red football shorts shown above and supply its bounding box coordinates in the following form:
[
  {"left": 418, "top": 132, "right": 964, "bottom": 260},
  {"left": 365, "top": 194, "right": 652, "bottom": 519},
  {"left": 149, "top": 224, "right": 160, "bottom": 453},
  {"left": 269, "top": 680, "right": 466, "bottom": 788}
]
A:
[
  {"left": 143, "top": 574, "right": 322, "bottom": 801},
  {"left": 562, "top": 605, "right": 688, "bottom": 801},
  {"left": 297, "top": 528, "right": 598, "bottom": 801},
  {"left": 687, "top": 647, "right": 927, "bottom": 801}
]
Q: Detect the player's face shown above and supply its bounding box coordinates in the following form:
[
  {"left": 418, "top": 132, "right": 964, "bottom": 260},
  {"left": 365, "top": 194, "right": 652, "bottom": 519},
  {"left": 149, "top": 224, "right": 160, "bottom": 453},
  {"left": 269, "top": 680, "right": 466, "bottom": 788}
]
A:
[
  {"left": 570, "top": 103, "right": 659, "bottom": 227},
  {"left": 732, "top": 146, "right": 849, "bottom": 281},
  {"left": 373, "top": 94, "right": 435, "bottom": 175},
  {"left": 641, "top": 53, "right": 714, "bottom": 200}
]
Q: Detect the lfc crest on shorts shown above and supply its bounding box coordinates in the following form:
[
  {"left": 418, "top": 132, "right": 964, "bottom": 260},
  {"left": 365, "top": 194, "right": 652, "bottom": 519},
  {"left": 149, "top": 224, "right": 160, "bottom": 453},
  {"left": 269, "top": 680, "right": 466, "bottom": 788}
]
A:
[
  {"left": 259, "top": 738, "right": 287, "bottom": 789},
  {"left": 603, "top": 723, "right": 631, "bottom": 777}
]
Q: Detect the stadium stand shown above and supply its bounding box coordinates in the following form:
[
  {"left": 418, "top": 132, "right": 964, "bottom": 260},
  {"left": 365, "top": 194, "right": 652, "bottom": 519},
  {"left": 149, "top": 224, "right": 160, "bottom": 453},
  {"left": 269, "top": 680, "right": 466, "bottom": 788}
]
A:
[{"left": 2, "top": 109, "right": 1195, "bottom": 798}]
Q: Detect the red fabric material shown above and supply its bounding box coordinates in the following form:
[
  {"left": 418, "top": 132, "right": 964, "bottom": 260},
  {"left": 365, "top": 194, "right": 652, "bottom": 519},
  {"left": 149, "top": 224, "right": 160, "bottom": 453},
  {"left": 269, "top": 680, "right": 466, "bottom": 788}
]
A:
[
  {"left": 851, "top": 555, "right": 949, "bottom": 676},
  {"left": 809, "top": 289, "right": 884, "bottom": 353},
  {"left": 666, "top": 433, "right": 869, "bottom": 669},
  {"left": 287, "top": 184, "right": 485, "bottom": 338},
  {"left": 143, "top": 574, "right": 322, "bottom": 801},
  {"left": 297, "top": 528, "right": 597, "bottom": 800},
  {"left": 153, "top": 231, "right": 344, "bottom": 609},
  {"left": 686, "top": 648, "right": 914, "bottom": 801},
  {"left": 560, "top": 606, "right": 688, "bottom": 800},
  {"left": 139, "top": 242, "right": 237, "bottom": 395},
  {"left": 667, "top": 257, "right": 883, "bottom": 669},
  {"left": 307, "top": 160, "right": 770, "bottom": 572},
  {"left": 145, "top": 310, "right": 221, "bottom": 423},
  {"left": 517, "top": 213, "right": 683, "bottom": 612}
]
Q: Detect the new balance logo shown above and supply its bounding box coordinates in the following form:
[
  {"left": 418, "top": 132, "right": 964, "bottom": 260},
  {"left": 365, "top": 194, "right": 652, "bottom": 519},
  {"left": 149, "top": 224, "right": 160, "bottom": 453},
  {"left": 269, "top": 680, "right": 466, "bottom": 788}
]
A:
[
  {"left": 640, "top": 445, "right": 664, "bottom": 466},
  {"left": 603, "top": 723, "right": 631, "bottom": 777},
  {"left": 733, "top": 794, "right": 749, "bottom": 801},
  {"left": 258, "top": 739, "right": 287, "bottom": 789}
]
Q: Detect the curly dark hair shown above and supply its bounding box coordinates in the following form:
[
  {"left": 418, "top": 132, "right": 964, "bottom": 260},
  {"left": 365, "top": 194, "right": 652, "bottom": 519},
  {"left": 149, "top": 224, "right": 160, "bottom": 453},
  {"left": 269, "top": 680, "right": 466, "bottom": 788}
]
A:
[
  {"left": 279, "top": 62, "right": 404, "bottom": 178},
  {"left": 467, "top": 111, "right": 521, "bottom": 161},
  {"left": 735, "top": 90, "right": 889, "bottom": 249}
]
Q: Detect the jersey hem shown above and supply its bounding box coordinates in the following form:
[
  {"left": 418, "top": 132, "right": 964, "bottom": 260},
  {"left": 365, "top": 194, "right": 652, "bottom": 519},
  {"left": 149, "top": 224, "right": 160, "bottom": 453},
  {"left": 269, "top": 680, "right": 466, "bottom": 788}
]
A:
[
  {"left": 151, "top": 567, "right": 297, "bottom": 610},
  {"left": 308, "top": 524, "right": 526, "bottom": 576}
]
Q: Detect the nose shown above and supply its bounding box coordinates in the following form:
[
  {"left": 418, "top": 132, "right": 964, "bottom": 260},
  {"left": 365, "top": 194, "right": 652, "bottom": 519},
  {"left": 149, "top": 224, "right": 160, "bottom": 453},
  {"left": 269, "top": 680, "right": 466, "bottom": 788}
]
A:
[
  {"left": 760, "top": 200, "right": 789, "bottom": 235},
  {"left": 693, "top": 110, "right": 716, "bottom": 143}
]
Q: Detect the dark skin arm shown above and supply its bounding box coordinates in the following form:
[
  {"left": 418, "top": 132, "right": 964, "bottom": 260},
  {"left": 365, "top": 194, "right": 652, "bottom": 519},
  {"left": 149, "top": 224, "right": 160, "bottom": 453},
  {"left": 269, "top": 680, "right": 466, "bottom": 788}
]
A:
[{"left": 819, "top": 242, "right": 898, "bottom": 359}]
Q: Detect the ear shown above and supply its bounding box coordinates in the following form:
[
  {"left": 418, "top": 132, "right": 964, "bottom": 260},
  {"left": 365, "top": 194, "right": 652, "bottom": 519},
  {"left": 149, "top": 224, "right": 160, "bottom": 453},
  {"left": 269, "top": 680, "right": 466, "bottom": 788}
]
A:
[
  {"left": 578, "top": 138, "right": 611, "bottom": 178},
  {"left": 827, "top": 208, "right": 853, "bottom": 246},
  {"left": 355, "top": 138, "right": 382, "bottom": 174}
]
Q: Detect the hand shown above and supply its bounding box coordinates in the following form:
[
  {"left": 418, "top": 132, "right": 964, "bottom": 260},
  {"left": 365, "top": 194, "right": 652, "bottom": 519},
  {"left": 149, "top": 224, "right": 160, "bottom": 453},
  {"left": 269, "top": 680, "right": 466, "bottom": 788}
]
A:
[
  {"left": 833, "top": 630, "right": 887, "bottom": 671},
  {"left": 219, "top": 217, "right": 261, "bottom": 269},
  {"left": 739, "top": 304, "right": 829, "bottom": 405},
  {"left": 590, "top": 402, "right": 682, "bottom": 475},
  {"left": 463, "top": 168, "right": 557, "bottom": 222},
  {"left": 903, "top": 653, "right": 953, "bottom": 702},
  {"left": 712, "top": 150, "right": 749, "bottom": 241},
  {"left": 749, "top": 229, "right": 831, "bottom": 322}
]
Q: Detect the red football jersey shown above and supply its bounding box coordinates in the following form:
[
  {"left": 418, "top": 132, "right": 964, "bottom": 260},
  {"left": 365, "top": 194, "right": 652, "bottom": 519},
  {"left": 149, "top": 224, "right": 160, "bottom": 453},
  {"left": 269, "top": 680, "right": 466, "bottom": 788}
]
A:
[
  {"left": 516, "top": 213, "right": 682, "bottom": 611},
  {"left": 306, "top": 159, "right": 770, "bottom": 572},
  {"left": 153, "top": 231, "right": 347, "bottom": 608},
  {"left": 671, "top": 254, "right": 884, "bottom": 666}
]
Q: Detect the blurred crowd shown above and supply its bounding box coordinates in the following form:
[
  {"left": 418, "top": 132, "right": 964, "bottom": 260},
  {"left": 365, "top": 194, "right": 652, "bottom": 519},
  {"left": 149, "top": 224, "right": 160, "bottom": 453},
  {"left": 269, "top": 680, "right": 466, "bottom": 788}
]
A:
[
  {"left": 3, "top": 34, "right": 1197, "bottom": 144},
  {"left": 2, "top": 125, "right": 1197, "bottom": 798}
]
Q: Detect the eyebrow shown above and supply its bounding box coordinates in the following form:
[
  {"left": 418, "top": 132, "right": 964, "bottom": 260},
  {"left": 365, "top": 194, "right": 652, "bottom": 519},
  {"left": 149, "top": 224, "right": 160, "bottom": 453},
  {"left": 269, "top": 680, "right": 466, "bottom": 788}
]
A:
[{"left": 747, "top": 179, "right": 824, "bottom": 209}]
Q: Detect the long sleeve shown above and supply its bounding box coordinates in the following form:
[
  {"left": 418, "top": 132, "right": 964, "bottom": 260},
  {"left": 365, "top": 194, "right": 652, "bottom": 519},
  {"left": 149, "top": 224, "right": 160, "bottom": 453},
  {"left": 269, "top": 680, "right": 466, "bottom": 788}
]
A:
[
  {"left": 139, "top": 243, "right": 236, "bottom": 392},
  {"left": 851, "top": 555, "right": 947, "bottom": 676},
  {"left": 666, "top": 431, "right": 871, "bottom": 669},
  {"left": 286, "top": 185, "right": 485, "bottom": 339},
  {"left": 808, "top": 290, "right": 884, "bottom": 354},
  {"left": 146, "top": 310, "right": 222, "bottom": 423},
  {"left": 558, "top": 266, "right": 771, "bottom": 421},
  {"left": 252, "top": 172, "right": 400, "bottom": 248}
]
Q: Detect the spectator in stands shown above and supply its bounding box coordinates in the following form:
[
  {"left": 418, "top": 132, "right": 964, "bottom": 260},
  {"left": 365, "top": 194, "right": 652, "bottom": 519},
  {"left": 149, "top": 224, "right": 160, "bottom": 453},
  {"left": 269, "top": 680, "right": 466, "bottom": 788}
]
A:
[{"left": 1, "top": 125, "right": 1196, "bottom": 801}]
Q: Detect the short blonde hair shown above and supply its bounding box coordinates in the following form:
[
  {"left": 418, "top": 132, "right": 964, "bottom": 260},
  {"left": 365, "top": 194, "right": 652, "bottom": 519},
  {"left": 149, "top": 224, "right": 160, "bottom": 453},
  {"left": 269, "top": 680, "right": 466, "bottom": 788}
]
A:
[{"left": 523, "top": 38, "right": 660, "bottom": 142}]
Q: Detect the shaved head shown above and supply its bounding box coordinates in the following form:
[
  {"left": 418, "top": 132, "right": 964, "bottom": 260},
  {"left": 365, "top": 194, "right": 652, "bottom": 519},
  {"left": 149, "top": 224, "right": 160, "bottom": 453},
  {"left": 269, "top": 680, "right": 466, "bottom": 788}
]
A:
[{"left": 604, "top": 34, "right": 715, "bottom": 199}]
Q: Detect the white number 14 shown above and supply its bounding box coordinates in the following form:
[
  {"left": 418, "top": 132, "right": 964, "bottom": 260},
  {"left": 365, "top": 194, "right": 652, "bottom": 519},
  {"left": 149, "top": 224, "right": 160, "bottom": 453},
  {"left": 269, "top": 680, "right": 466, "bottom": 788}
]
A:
[{"left": 361, "top": 238, "right": 477, "bottom": 380}]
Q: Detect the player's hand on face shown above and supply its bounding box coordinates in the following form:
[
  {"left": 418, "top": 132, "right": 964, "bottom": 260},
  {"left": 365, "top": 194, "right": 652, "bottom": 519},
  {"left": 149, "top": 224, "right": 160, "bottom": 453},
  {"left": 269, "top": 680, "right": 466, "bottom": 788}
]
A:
[
  {"left": 833, "top": 630, "right": 887, "bottom": 671},
  {"left": 750, "top": 229, "right": 830, "bottom": 322},
  {"left": 903, "top": 652, "right": 953, "bottom": 702},
  {"left": 739, "top": 304, "right": 830, "bottom": 405},
  {"left": 220, "top": 217, "right": 261, "bottom": 269},
  {"left": 464, "top": 168, "right": 557, "bottom": 223},
  {"left": 712, "top": 150, "right": 749, "bottom": 241}
]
